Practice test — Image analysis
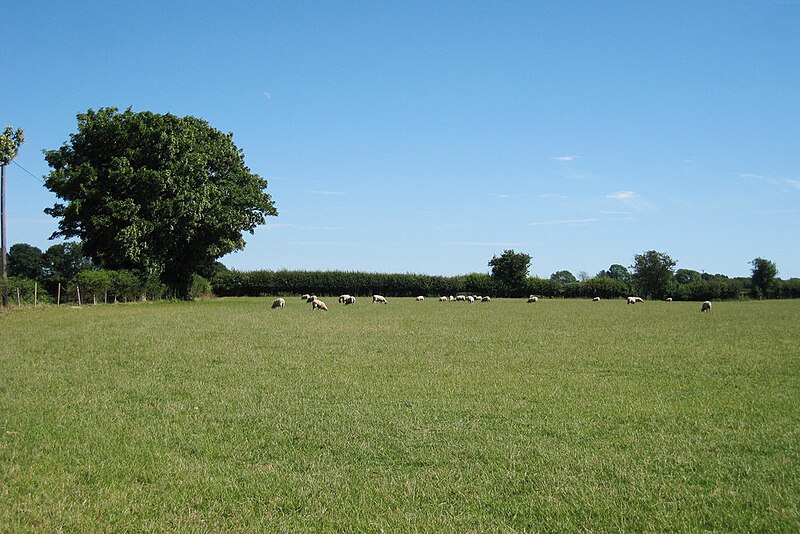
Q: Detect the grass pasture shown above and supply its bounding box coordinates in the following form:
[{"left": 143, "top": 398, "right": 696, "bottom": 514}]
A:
[{"left": 1, "top": 297, "right": 799, "bottom": 531}]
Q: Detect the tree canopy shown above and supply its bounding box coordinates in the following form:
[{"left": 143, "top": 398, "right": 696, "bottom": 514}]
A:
[
  {"left": 631, "top": 250, "right": 677, "bottom": 300},
  {"left": 550, "top": 270, "right": 577, "bottom": 284},
  {"left": 43, "top": 108, "right": 277, "bottom": 296},
  {"left": 488, "top": 250, "right": 531, "bottom": 296},
  {"left": 8, "top": 243, "right": 44, "bottom": 279},
  {"left": 750, "top": 257, "right": 778, "bottom": 298}
]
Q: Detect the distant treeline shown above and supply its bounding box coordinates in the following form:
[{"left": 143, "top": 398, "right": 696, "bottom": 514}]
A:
[{"left": 210, "top": 269, "right": 800, "bottom": 301}]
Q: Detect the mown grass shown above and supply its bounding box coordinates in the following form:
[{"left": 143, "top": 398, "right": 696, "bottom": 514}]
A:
[{"left": 1, "top": 298, "right": 798, "bottom": 531}]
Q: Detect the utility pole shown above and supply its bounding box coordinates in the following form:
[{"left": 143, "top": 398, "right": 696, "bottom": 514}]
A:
[
  {"left": 2, "top": 162, "right": 7, "bottom": 307},
  {"left": 1, "top": 126, "right": 25, "bottom": 308}
]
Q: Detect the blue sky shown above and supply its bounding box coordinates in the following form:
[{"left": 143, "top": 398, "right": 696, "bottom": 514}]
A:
[{"left": 3, "top": 1, "right": 799, "bottom": 278}]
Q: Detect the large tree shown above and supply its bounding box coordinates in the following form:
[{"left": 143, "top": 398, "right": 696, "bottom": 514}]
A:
[
  {"left": 488, "top": 249, "right": 531, "bottom": 296},
  {"left": 631, "top": 250, "right": 677, "bottom": 300},
  {"left": 750, "top": 257, "right": 778, "bottom": 299},
  {"left": 8, "top": 243, "right": 45, "bottom": 279},
  {"left": 44, "top": 108, "right": 277, "bottom": 296},
  {"left": 549, "top": 270, "right": 577, "bottom": 284},
  {"left": 674, "top": 268, "right": 702, "bottom": 285},
  {"left": 43, "top": 241, "right": 95, "bottom": 286}
]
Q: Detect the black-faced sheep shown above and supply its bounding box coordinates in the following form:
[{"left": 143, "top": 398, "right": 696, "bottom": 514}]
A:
[
  {"left": 311, "top": 299, "right": 328, "bottom": 311},
  {"left": 701, "top": 301, "right": 712, "bottom": 312},
  {"left": 344, "top": 296, "right": 356, "bottom": 305},
  {"left": 373, "top": 295, "right": 387, "bottom": 304},
  {"left": 527, "top": 296, "right": 539, "bottom": 303},
  {"left": 271, "top": 298, "right": 285, "bottom": 309}
]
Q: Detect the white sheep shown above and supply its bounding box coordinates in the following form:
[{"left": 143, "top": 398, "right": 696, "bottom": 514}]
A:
[
  {"left": 311, "top": 299, "right": 328, "bottom": 311},
  {"left": 467, "top": 295, "right": 475, "bottom": 303},
  {"left": 306, "top": 295, "right": 317, "bottom": 303},
  {"left": 338, "top": 294, "right": 351, "bottom": 304},
  {"left": 666, "top": 297, "right": 673, "bottom": 302},
  {"left": 373, "top": 295, "right": 387, "bottom": 304},
  {"left": 527, "top": 296, "right": 539, "bottom": 303},
  {"left": 592, "top": 297, "right": 600, "bottom": 302},
  {"left": 439, "top": 296, "right": 448, "bottom": 302},
  {"left": 627, "top": 296, "right": 637, "bottom": 304},
  {"left": 455, "top": 295, "right": 466, "bottom": 301},
  {"left": 344, "top": 295, "right": 356, "bottom": 305},
  {"left": 481, "top": 296, "right": 491, "bottom": 302},
  {"left": 271, "top": 298, "right": 286, "bottom": 309},
  {"left": 301, "top": 294, "right": 310, "bottom": 300},
  {"left": 449, "top": 296, "right": 456, "bottom": 302},
  {"left": 701, "top": 301, "right": 712, "bottom": 312},
  {"left": 416, "top": 296, "right": 425, "bottom": 301}
]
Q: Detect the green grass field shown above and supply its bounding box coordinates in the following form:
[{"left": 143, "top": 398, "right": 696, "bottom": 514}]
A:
[{"left": 2, "top": 297, "right": 799, "bottom": 531}]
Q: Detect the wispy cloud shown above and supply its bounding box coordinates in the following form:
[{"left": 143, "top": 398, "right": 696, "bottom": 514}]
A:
[
  {"left": 740, "top": 173, "right": 800, "bottom": 192},
  {"left": 307, "top": 190, "right": 345, "bottom": 196},
  {"left": 538, "top": 193, "right": 567, "bottom": 199},
  {"left": 493, "top": 194, "right": 517, "bottom": 199},
  {"left": 606, "top": 190, "right": 655, "bottom": 212},
  {"left": 528, "top": 218, "right": 598, "bottom": 226},
  {"left": 443, "top": 241, "right": 525, "bottom": 247},
  {"left": 606, "top": 191, "right": 636, "bottom": 200},
  {"left": 550, "top": 156, "right": 576, "bottom": 162},
  {"left": 262, "top": 91, "right": 272, "bottom": 100}
]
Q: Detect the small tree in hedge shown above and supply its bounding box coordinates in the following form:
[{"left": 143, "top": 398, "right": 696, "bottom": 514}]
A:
[
  {"left": 488, "top": 250, "right": 532, "bottom": 296},
  {"left": 750, "top": 257, "right": 778, "bottom": 299}
]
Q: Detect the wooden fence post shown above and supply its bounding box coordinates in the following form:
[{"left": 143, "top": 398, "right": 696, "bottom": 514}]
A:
[
  {"left": 76, "top": 285, "right": 81, "bottom": 307},
  {"left": 34, "top": 282, "right": 37, "bottom": 308},
  {"left": 16, "top": 287, "right": 20, "bottom": 307},
  {"left": 57, "top": 283, "right": 61, "bottom": 306}
]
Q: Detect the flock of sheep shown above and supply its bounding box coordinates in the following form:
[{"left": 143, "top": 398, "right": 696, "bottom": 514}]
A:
[{"left": 271, "top": 294, "right": 714, "bottom": 312}]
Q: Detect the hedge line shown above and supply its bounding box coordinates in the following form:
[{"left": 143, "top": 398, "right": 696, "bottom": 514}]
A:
[
  {"left": 210, "top": 270, "right": 635, "bottom": 299},
  {"left": 211, "top": 269, "right": 800, "bottom": 301}
]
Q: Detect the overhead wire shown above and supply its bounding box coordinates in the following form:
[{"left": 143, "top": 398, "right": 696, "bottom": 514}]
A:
[{"left": 11, "top": 160, "right": 46, "bottom": 184}]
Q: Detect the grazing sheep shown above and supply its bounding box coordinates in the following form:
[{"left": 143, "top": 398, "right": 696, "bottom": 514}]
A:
[
  {"left": 527, "top": 296, "right": 539, "bottom": 303},
  {"left": 467, "top": 295, "right": 475, "bottom": 303},
  {"left": 592, "top": 297, "right": 600, "bottom": 302},
  {"left": 306, "top": 295, "right": 317, "bottom": 303},
  {"left": 338, "top": 294, "right": 351, "bottom": 303},
  {"left": 311, "top": 299, "right": 328, "bottom": 311},
  {"left": 627, "top": 296, "right": 637, "bottom": 304},
  {"left": 666, "top": 297, "right": 673, "bottom": 302},
  {"left": 482, "top": 296, "right": 491, "bottom": 302},
  {"left": 373, "top": 295, "right": 388, "bottom": 304},
  {"left": 301, "top": 294, "right": 310, "bottom": 300},
  {"left": 439, "top": 296, "right": 448, "bottom": 302},
  {"left": 416, "top": 296, "right": 425, "bottom": 301},
  {"left": 449, "top": 296, "right": 456, "bottom": 302},
  {"left": 455, "top": 295, "right": 466, "bottom": 301},
  {"left": 344, "top": 296, "right": 356, "bottom": 305},
  {"left": 271, "top": 298, "right": 286, "bottom": 309},
  {"left": 701, "top": 301, "right": 712, "bottom": 312}
]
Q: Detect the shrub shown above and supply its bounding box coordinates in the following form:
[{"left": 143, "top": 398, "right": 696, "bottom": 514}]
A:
[
  {"left": 188, "top": 274, "right": 214, "bottom": 300},
  {"left": 3, "top": 276, "right": 53, "bottom": 305}
]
